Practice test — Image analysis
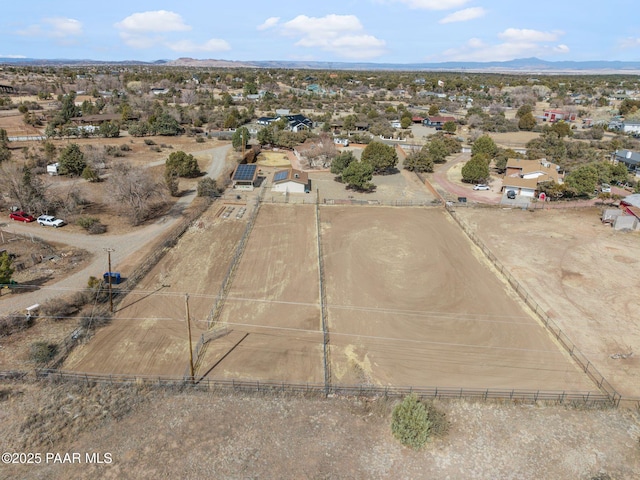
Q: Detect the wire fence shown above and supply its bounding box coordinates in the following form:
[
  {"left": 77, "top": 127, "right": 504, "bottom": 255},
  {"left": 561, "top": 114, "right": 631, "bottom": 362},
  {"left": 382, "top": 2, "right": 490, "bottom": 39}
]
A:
[
  {"left": 445, "top": 204, "right": 621, "bottom": 406},
  {"left": 205, "top": 184, "right": 265, "bottom": 330},
  {"left": 315, "top": 190, "right": 331, "bottom": 395},
  {"left": 18, "top": 369, "right": 613, "bottom": 407}
]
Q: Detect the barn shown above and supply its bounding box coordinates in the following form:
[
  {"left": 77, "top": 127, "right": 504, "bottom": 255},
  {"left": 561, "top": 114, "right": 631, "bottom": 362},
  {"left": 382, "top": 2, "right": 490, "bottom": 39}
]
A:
[{"left": 271, "top": 169, "right": 310, "bottom": 194}]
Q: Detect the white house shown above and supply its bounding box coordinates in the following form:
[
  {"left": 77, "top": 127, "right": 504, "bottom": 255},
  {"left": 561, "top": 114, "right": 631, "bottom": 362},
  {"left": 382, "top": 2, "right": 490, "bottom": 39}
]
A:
[
  {"left": 622, "top": 122, "right": 640, "bottom": 135},
  {"left": 502, "top": 158, "right": 564, "bottom": 198},
  {"left": 272, "top": 169, "right": 310, "bottom": 194}
]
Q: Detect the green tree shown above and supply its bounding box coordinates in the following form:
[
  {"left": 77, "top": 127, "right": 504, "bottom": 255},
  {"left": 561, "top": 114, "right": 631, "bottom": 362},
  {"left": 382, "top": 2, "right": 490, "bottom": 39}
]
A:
[
  {"left": 0, "top": 251, "right": 14, "bottom": 285},
  {"left": 471, "top": 135, "right": 498, "bottom": 158},
  {"left": 99, "top": 121, "right": 120, "bottom": 138},
  {"left": 257, "top": 125, "right": 276, "bottom": 145},
  {"left": 165, "top": 151, "right": 201, "bottom": 178},
  {"left": 461, "top": 154, "right": 490, "bottom": 183},
  {"left": 330, "top": 151, "right": 356, "bottom": 176},
  {"left": 564, "top": 164, "right": 598, "bottom": 196},
  {"left": 548, "top": 121, "right": 573, "bottom": 138},
  {"left": 403, "top": 150, "right": 433, "bottom": 173},
  {"left": 516, "top": 104, "right": 533, "bottom": 118},
  {"left": 610, "top": 162, "right": 630, "bottom": 184},
  {"left": 428, "top": 105, "right": 439, "bottom": 116},
  {"left": 442, "top": 121, "right": 457, "bottom": 134},
  {"left": 43, "top": 141, "right": 56, "bottom": 162},
  {"left": 428, "top": 138, "right": 449, "bottom": 164},
  {"left": 391, "top": 394, "right": 431, "bottom": 450},
  {"left": 400, "top": 116, "right": 412, "bottom": 129},
  {"left": 59, "top": 92, "right": 80, "bottom": 123},
  {"left": 342, "top": 114, "right": 357, "bottom": 133},
  {"left": 150, "top": 113, "right": 183, "bottom": 136},
  {"left": 518, "top": 112, "right": 536, "bottom": 131},
  {"left": 361, "top": 141, "right": 398, "bottom": 174},
  {"left": 342, "top": 161, "right": 374, "bottom": 191},
  {"left": 232, "top": 127, "right": 250, "bottom": 151},
  {"left": 0, "top": 128, "right": 10, "bottom": 162},
  {"left": 58, "top": 143, "right": 86, "bottom": 176}
]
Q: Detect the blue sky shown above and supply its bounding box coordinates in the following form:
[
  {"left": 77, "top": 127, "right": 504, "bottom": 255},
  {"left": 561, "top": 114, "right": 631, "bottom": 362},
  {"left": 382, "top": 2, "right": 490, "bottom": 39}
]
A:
[{"left": 2, "top": 1, "right": 639, "bottom": 63}]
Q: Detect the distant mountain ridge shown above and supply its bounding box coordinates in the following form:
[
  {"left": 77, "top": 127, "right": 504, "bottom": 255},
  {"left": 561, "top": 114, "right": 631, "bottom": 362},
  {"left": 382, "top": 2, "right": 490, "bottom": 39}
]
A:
[{"left": 2, "top": 56, "right": 640, "bottom": 73}]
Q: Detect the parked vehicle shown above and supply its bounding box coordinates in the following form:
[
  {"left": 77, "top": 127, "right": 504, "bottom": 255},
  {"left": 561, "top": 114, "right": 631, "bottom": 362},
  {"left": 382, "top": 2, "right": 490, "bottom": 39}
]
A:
[
  {"left": 473, "top": 184, "right": 490, "bottom": 191},
  {"left": 506, "top": 190, "right": 516, "bottom": 199},
  {"left": 601, "top": 184, "right": 611, "bottom": 193},
  {"left": 9, "top": 211, "right": 35, "bottom": 222},
  {"left": 37, "top": 215, "right": 65, "bottom": 228}
]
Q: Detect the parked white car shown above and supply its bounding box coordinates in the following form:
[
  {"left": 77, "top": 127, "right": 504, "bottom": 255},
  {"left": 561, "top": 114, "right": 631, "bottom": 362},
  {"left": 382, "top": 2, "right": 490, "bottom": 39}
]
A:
[
  {"left": 601, "top": 184, "right": 611, "bottom": 193},
  {"left": 37, "top": 215, "right": 65, "bottom": 228},
  {"left": 473, "top": 184, "right": 490, "bottom": 191}
]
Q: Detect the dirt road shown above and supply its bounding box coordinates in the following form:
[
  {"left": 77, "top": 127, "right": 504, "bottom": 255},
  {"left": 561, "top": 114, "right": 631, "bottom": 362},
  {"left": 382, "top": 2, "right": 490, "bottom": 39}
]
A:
[{"left": 0, "top": 144, "right": 232, "bottom": 315}]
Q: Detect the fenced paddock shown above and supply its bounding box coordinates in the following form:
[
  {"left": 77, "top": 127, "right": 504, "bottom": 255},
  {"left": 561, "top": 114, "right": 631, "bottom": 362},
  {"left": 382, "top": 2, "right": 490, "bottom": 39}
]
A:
[
  {"left": 29, "top": 369, "right": 614, "bottom": 408},
  {"left": 57, "top": 201, "right": 618, "bottom": 403},
  {"left": 320, "top": 206, "right": 598, "bottom": 393}
]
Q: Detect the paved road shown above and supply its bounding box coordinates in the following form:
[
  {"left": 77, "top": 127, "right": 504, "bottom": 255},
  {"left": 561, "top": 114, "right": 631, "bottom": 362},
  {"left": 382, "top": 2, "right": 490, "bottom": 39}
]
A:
[{"left": 0, "top": 144, "right": 232, "bottom": 315}]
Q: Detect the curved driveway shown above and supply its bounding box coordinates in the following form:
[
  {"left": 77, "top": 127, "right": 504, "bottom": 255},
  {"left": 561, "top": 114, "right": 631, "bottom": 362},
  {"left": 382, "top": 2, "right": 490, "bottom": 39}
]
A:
[{"left": 0, "top": 144, "right": 231, "bottom": 315}]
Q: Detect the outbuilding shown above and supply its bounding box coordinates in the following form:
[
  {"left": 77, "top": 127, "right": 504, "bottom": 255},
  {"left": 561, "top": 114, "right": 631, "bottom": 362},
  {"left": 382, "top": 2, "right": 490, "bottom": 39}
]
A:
[{"left": 271, "top": 169, "right": 310, "bottom": 194}]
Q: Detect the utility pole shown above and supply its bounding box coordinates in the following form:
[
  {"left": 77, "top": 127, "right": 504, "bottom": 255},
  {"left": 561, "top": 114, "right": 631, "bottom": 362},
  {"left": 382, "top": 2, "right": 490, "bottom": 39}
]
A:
[
  {"left": 104, "top": 248, "right": 114, "bottom": 313},
  {"left": 185, "top": 294, "right": 195, "bottom": 382}
]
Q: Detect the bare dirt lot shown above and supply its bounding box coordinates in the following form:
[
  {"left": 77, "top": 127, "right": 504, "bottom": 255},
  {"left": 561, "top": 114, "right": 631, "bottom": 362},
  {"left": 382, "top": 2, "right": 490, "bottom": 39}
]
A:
[
  {"left": 62, "top": 203, "right": 599, "bottom": 395},
  {"left": 454, "top": 206, "right": 640, "bottom": 399},
  {"left": 63, "top": 204, "right": 248, "bottom": 376},
  {"left": 321, "top": 206, "right": 594, "bottom": 391},
  {"left": 1, "top": 382, "right": 639, "bottom": 480},
  {"left": 210, "top": 203, "right": 323, "bottom": 383}
]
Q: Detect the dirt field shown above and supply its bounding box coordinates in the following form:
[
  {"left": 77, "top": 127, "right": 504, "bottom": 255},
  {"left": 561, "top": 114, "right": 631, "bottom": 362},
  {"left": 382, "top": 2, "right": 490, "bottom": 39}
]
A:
[
  {"left": 63, "top": 204, "right": 248, "bottom": 376},
  {"left": 208, "top": 203, "right": 324, "bottom": 383},
  {"left": 2, "top": 382, "right": 639, "bottom": 480},
  {"left": 321, "top": 206, "right": 595, "bottom": 392},
  {"left": 455, "top": 206, "right": 640, "bottom": 399}
]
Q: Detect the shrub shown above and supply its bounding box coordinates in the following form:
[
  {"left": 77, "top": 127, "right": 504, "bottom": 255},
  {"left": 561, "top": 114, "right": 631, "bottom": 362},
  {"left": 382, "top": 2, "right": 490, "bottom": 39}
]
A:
[
  {"left": 391, "top": 394, "right": 431, "bottom": 449},
  {"left": 195, "top": 135, "right": 205, "bottom": 143},
  {"left": 29, "top": 342, "right": 58, "bottom": 364},
  {"left": 76, "top": 216, "right": 106, "bottom": 234},
  {"left": 197, "top": 177, "right": 220, "bottom": 197},
  {"left": 144, "top": 139, "right": 156, "bottom": 146},
  {"left": 0, "top": 314, "right": 33, "bottom": 336},
  {"left": 119, "top": 144, "right": 131, "bottom": 151},
  {"left": 40, "top": 298, "right": 79, "bottom": 320}
]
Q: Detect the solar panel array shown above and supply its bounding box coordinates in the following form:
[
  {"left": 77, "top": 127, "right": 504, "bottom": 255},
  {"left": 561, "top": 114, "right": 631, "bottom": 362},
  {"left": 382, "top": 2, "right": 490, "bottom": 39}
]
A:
[
  {"left": 273, "top": 170, "right": 289, "bottom": 182},
  {"left": 233, "top": 164, "right": 257, "bottom": 181}
]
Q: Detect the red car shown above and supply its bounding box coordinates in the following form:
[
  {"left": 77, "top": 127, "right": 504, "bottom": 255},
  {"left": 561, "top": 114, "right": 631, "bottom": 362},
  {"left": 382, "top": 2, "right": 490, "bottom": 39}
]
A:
[{"left": 9, "top": 211, "right": 35, "bottom": 223}]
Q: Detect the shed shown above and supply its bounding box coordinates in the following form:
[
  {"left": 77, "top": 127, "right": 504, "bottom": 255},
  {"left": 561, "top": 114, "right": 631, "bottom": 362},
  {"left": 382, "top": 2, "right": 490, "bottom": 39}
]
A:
[
  {"left": 613, "top": 215, "right": 638, "bottom": 231},
  {"left": 231, "top": 164, "right": 258, "bottom": 191},
  {"left": 601, "top": 209, "right": 622, "bottom": 224}
]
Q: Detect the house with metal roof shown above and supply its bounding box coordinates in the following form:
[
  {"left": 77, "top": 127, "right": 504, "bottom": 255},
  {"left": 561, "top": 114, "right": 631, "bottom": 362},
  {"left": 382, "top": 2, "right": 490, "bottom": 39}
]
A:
[{"left": 612, "top": 149, "right": 640, "bottom": 174}]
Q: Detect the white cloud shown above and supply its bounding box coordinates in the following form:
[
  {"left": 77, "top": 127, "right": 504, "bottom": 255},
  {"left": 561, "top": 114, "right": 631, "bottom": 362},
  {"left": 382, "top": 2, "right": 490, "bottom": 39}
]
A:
[
  {"left": 392, "top": 0, "right": 470, "bottom": 11},
  {"left": 0, "top": 54, "right": 27, "bottom": 58},
  {"left": 498, "top": 28, "right": 562, "bottom": 43},
  {"left": 17, "top": 17, "right": 83, "bottom": 39},
  {"left": 115, "top": 11, "right": 191, "bottom": 34},
  {"left": 167, "top": 38, "right": 231, "bottom": 53},
  {"left": 619, "top": 37, "right": 640, "bottom": 49},
  {"left": 271, "top": 14, "right": 386, "bottom": 59},
  {"left": 43, "top": 18, "right": 83, "bottom": 37},
  {"left": 439, "top": 29, "right": 570, "bottom": 62},
  {"left": 257, "top": 17, "right": 280, "bottom": 31},
  {"left": 114, "top": 10, "right": 230, "bottom": 52},
  {"left": 439, "top": 7, "right": 486, "bottom": 24}
]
